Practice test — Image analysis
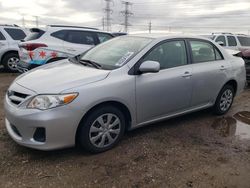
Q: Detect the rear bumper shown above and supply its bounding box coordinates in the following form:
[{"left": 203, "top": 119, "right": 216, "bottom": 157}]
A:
[{"left": 17, "top": 61, "right": 40, "bottom": 73}]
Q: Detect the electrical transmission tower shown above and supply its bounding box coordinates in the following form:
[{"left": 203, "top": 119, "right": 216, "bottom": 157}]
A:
[
  {"left": 120, "top": 1, "right": 133, "bottom": 33},
  {"left": 104, "top": 0, "right": 113, "bottom": 32}
]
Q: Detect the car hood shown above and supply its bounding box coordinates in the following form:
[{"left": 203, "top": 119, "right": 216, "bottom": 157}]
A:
[{"left": 15, "top": 60, "right": 111, "bottom": 93}]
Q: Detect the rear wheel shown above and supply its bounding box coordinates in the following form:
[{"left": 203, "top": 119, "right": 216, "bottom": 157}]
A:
[
  {"left": 214, "top": 85, "right": 235, "bottom": 115},
  {"left": 2, "top": 52, "right": 19, "bottom": 72},
  {"left": 78, "top": 105, "right": 126, "bottom": 153}
]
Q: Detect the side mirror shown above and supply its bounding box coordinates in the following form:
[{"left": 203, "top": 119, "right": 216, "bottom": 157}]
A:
[
  {"left": 217, "top": 41, "right": 225, "bottom": 46},
  {"left": 139, "top": 61, "right": 160, "bottom": 74}
]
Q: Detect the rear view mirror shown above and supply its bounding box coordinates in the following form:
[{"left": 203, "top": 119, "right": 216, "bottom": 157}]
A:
[
  {"left": 139, "top": 61, "right": 160, "bottom": 74},
  {"left": 217, "top": 41, "right": 225, "bottom": 46}
]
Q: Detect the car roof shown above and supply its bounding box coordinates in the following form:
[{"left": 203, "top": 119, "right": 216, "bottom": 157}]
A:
[
  {"left": 130, "top": 33, "right": 210, "bottom": 41},
  {"left": 211, "top": 33, "right": 250, "bottom": 37},
  {"left": 47, "top": 25, "right": 112, "bottom": 34}
]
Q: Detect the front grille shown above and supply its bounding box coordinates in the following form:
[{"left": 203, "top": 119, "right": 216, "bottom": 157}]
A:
[{"left": 7, "top": 90, "right": 29, "bottom": 106}]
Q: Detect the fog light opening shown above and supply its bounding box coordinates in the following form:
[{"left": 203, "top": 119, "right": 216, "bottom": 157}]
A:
[{"left": 33, "top": 128, "right": 46, "bottom": 142}]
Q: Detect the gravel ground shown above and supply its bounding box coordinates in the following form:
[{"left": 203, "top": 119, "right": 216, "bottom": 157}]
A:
[{"left": 0, "top": 72, "right": 250, "bottom": 188}]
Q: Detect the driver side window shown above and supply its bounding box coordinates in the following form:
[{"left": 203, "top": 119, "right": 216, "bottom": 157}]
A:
[{"left": 143, "top": 40, "right": 188, "bottom": 70}]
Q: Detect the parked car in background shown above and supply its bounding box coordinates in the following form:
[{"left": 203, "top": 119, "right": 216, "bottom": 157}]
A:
[
  {"left": 17, "top": 25, "right": 114, "bottom": 72},
  {"left": 207, "top": 33, "right": 250, "bottom": 82},
  {"left": 0, "top": 24, "right": 28, "bottom": 72},
  {"left": 5, "top": 35, "right": 246, "bottom": 153},
  {"left": 111, "top": 32, "right": 127, "bottom": 37}
]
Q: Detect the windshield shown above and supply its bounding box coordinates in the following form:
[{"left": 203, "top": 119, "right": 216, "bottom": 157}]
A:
[
  {"left": 237, "top": 36, "right": 250, "bottom": 46},
  {"left": 80, "top": 36, "right": 153, "bottom": 70}
]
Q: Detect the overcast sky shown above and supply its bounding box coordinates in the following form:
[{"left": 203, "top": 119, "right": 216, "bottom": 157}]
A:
[{"left": 0, "top": 0, "right": 249, "bottom": 34}]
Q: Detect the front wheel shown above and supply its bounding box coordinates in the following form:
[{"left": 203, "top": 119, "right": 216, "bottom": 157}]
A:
[
  {"left": 78, "top": 105, "right": 126, "bottom": 153},
  {"left": 213, "top": 85, "right": 235, "bottom": 115}
]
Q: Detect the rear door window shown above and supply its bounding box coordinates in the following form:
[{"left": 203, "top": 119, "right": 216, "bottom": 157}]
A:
[
  {"left": 215, "top": 35, "right": 226, "bottom": 46},
  {"left": 189, "top": 40, "right": 223, "bottom": 63},
  {"left": 237, "top": 36, "right": 250, "bottom": 46},
  {"left": 4, "top": 28, "right": 26, "bottom": 40},
  {"left": 51, "top": 30, "right": 68, "bottom": 40},
  {"left": 0, "top": 31, "right": 6, "bottom": 40},
  {"left": 65, "top": 30, "right": 96, "bottom": 45},
  {"left": 227, "top": 36, "right": 237, "bottom": 46}
]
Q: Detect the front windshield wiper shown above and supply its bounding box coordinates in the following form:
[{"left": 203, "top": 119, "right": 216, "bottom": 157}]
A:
[
  {"left": 79, "top": 59, "right": 102, "bottom": 69},
  {"left": 69, "top": 56, "right": 102, "bottom": 69}
]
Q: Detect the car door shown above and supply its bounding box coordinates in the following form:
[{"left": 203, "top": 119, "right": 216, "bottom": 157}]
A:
[
  {"left": 63, "top": 30, "right": 97, "bottom": 55},
  {"left": 135, "top": 40, "right": 193, "bottom": 124},
  {"left": 188, "top": 39, "right": 230, "bottom": 108}
]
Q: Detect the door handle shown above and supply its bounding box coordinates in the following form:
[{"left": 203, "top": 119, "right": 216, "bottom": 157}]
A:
[
  {"left": 220, "top": 65, "right": 226, "bottom": 71},
  {"left": 182, "top": 71, "right": 192, "bottom": 78}
]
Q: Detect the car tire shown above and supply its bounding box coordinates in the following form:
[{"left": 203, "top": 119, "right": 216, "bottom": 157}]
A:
[
  {"left": 2, "top": 52, "right": 19, "bottom": 72},
  {"left": 78, "top": 105, "right": 126, "bottom": 153},
  {"left": 213, "top": 84, "right": 235, "bottom": 115}
]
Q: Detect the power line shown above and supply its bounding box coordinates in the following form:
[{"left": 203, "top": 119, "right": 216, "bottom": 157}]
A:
[
  {"left": 104, "top": 0, "right": 113, "bottom": 32},
  {"left": 120, "top": 1, "right": 133, "bottom": 33}
]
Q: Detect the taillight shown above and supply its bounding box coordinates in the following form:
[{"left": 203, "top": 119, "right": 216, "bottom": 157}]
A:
[{"left": 19, "top": 43, "right": 47, "bottom": 51}]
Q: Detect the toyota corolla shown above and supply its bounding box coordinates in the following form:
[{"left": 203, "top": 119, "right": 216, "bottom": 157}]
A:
[{"left": 4, "top": 35, "right": 246, "bottom": 153}]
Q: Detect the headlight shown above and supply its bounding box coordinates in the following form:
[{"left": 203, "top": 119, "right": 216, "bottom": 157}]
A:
[{"left": 27, "top": 93, "right": 78, "bottom": 110}]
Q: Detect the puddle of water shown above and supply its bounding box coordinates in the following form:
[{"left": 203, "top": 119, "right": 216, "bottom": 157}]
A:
[
  {"left": 211, "top": 111, "right": 250, "bottom": 140},
  {"left": 234, "top": 111, "right": 250, "bottom": 125}
]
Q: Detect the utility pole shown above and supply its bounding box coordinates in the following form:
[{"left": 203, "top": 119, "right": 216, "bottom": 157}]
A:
[
  {"left": 21, "top": 14, "right": 25, "bottom": 28},
  {"left": 102, "top": 17, "right": 105, "bottom": 31},
  {"left": 148, "top": 20, "right": 152, "bottom": 33},
  {"left": 104, "top": 0, "right": 113, "bottom": 32},
  {"left": 34, "top": 16, "right": 39, "bottom": 27},
  {"left": 120, "top": 1, "right": 133, "bottom": 33}
]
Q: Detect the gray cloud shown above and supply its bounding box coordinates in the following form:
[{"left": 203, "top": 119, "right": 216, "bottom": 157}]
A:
[{"left": 0, "top": 0, "right": 249, "bottom": 34}]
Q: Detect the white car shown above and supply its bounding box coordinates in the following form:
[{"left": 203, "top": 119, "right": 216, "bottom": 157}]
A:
[
  {"left": 17, "top": 25, "right": 114, "bottom": 72},
  {"left": 0, "top": 25, "right": 28, "bottom": 72},
  {"left": 210, "top": 33, "right": 250, "bottom": 50},
  {"left": 208, "top": 33, "right": 250, "bottom": 82}
]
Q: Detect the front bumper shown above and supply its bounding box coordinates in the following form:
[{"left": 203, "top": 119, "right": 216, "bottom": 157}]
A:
[
  {"left": 4, "top": 94, "right": 82, "bottom": 151},
  {"left": 246, "top": 65, "right": 250, "bottom": 82}
]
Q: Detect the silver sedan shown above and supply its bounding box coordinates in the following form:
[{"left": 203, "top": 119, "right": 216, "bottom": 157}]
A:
[{"left": 4, "top": 34, "right": 246, "bottom": 153}]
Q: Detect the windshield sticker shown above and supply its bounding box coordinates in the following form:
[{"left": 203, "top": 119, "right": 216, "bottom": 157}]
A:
[{"left": 115, "top": 52, "right": 134, "bottom": 66}]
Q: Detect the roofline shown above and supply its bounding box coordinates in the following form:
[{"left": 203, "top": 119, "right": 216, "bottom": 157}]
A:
[
  {"left": 47, "top": 25, "right": 99, "bottom": 30},
  {"left": 0, "top": 24, "right": 20, "bottom": 27}
]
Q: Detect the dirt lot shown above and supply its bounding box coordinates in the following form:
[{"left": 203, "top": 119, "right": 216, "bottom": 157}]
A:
[{"left": 0, "top": 72, "right": 250, "bottom": 188}]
